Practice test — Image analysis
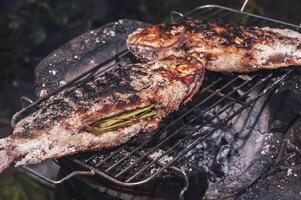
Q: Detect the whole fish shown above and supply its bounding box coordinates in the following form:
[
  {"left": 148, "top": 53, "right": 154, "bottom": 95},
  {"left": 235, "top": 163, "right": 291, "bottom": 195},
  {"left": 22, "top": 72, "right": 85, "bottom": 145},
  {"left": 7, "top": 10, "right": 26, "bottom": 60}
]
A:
[
  {"left": 0, "top": 58, "right": 204, "bottom": 174},
  {"left": 127, "top": 21, "right": 301, "bottom": 72}
]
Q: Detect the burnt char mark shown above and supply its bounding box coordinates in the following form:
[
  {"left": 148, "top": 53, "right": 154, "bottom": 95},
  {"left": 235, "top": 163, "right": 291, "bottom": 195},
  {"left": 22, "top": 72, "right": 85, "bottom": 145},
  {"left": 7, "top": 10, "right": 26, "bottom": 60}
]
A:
[
  {"left": 14, "top": 98, "right": 74, "bottom": 138},
  {"left": 177, "top": 21, "right": 242, "bottom": 47},
  {"left": 66, "top": 90, "right": 82, "bottom": 103},
  {"left": 178, "top": 21, "right": 266, "bottom": 49},
  {"left": 116, "top": 100, "right": 128, "bottom": 109},
  {"left": 130, "top": 68, "right": 148, "bottom": 76},
  {"left": 37, "top": 99, "right": 74, "bottom": 126},
  {"left": 80, "top": 84, "right": 98, "bottom": 99},
  {"left": 128, "top": 94, "right": 140, "bottom": 104},
  {"left": 63, "top": 65, "right": 140, "bottom": 109},
  {"left": 116, "top": 94, "right": 142, "bottom": 109},
  {"left": 174, "top": 41, "right": 189, "bottom": 52},
  {"left": 220, "top": 32, "right": 235, "bottom": 46},
  {"left": 49, "top": 99, "right": 73, "bottom": 113},
  {"left": 15, "top": 122, "right": 32, "bottom": 137}
]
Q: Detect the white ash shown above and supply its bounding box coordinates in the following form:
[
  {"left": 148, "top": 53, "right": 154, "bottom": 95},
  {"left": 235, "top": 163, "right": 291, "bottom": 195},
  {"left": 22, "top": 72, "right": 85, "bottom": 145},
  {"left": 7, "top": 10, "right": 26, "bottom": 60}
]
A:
[
  {"left": 59, "top": 80, "right": 66, "bottom": 86},
  {"left": 148, "top": 149, "right": 174, "bottom": 165},
  {"left": 39, "top": 89, "right": 48, "bottom": 98},
  {"left": 287, "top": 168, "right": 293, "bottom": 176},
  {"left": 48, "top": 70, "right": 57, "bottom": 76},
  {"left": 109, "top": 31, "right": 116, "bottom": 37},
  {"left": 150, "top": 168, "right": 159, "bottom": 175}
]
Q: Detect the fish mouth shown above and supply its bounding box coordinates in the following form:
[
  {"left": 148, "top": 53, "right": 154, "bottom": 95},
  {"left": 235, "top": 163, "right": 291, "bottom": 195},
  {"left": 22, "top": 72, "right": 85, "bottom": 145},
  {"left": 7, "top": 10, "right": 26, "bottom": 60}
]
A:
[
  {"left": 85, "top": 105, "right": 158, "bottom": 135},
  {"left": 127, "top": 44, "right": 160, "bottom": 61},
  {"left": 127, "top": 36, "right": 187, "bottom": 61},
  {"left": 127, "top": 43, "right": 186, "bottom": 62}
]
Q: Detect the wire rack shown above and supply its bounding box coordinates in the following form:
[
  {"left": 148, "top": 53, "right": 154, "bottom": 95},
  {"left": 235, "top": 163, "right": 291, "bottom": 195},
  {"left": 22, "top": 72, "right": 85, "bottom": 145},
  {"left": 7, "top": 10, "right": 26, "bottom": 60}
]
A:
[
  {"left": 62, "top": 4, "right": 298, "bottom": 186},
  {"left": 21, "top": 2, "right": 300, "bottom": 199}
]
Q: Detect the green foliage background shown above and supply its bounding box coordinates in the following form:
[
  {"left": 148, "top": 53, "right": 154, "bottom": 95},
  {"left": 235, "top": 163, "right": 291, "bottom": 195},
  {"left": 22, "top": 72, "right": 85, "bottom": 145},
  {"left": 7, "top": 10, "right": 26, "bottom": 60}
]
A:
[{"left": 0, "top": 172, "right": 48, "bottom": 200}]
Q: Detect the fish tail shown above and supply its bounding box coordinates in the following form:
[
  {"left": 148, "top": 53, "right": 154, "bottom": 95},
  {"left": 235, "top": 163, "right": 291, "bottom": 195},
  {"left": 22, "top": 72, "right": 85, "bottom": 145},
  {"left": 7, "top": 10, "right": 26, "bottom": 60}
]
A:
[{"left": 0, "top": 149, "right": 15, "bottom": 174}]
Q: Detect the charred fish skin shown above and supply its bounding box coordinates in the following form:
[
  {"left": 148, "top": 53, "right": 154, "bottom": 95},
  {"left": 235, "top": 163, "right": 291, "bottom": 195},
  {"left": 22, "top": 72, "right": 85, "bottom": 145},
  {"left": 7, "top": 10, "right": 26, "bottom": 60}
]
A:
[
  {"left": 127, "top": 21, "right": 301, "bottom": 72},
  {"left": 0, "top": 58, "right": 204, "bottom": 174}
]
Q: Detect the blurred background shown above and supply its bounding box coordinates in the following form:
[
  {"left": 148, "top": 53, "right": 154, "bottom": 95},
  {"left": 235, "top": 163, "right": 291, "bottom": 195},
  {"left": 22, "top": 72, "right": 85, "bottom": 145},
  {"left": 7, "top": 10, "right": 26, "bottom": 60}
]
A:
[{"left": 0, "top": 0, "right": 301, "bottom": 199}]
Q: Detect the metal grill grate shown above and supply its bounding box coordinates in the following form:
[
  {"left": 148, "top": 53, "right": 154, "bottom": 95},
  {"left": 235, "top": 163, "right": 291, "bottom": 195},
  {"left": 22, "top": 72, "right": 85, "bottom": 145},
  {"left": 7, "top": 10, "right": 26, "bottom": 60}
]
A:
[{"left": 59, "top": 5, "right": 299, "bottom": 187}]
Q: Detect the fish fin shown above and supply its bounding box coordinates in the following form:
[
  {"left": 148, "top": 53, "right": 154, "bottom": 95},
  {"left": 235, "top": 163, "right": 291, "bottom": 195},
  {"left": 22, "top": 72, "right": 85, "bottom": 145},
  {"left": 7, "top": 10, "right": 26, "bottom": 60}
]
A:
[{"left": 0, "top": 149, "right": 16, "bottom": 174}]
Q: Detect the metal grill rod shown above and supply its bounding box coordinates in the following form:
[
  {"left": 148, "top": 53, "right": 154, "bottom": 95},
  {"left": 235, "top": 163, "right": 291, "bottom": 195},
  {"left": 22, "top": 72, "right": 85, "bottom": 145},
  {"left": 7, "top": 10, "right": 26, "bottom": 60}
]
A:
[
  {"left": 22, "top": 166, "right": 95, "bottom": 187},
  {"left": 170, "top": 166, "right": 190, "bottom": 200},
  {"left": 240, "top": 0, "right": 249, "bottom": 12}
]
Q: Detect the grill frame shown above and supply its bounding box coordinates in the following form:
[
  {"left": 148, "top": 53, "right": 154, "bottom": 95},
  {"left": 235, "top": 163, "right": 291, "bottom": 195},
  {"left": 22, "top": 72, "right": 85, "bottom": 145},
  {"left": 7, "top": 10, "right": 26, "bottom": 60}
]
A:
[
  {"left": 20, "top": 3, "right": 301, "bottom": 197},
  {"left": 60, "top": 5, "right": 298, "bottom": 186}
]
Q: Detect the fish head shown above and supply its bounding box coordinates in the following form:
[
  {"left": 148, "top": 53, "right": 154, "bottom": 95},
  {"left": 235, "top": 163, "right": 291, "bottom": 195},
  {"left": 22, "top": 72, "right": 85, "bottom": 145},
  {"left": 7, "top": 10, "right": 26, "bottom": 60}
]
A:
[{"left": 127, "top": 23, "right": 189, "bottom": 61}]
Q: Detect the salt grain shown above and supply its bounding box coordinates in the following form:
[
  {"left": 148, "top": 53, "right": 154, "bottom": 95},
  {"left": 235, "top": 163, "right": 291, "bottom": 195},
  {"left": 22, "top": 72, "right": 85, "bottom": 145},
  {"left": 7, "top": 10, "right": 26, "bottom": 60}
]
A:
[
  {"left": 109, "top": 31, "right": 115, "bottom": 37},
  {"left": 287, "top": 168, "right": 293, "bottom": 176},
  {"left": 39, "top": 89, "right": 48, "bottom": 97},
  {"left": 49, "top": 70, "right": 57, "bottom": 76}
]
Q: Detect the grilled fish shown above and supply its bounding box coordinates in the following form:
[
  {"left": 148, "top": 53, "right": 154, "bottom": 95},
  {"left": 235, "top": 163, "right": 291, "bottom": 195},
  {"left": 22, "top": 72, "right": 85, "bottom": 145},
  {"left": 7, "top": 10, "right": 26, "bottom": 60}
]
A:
[
  {"left": 127, "top": 21, "right": 301, "bottom": 72},
  {"left": 0, "top": 58, "right": 204, "bottom": 174}
]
